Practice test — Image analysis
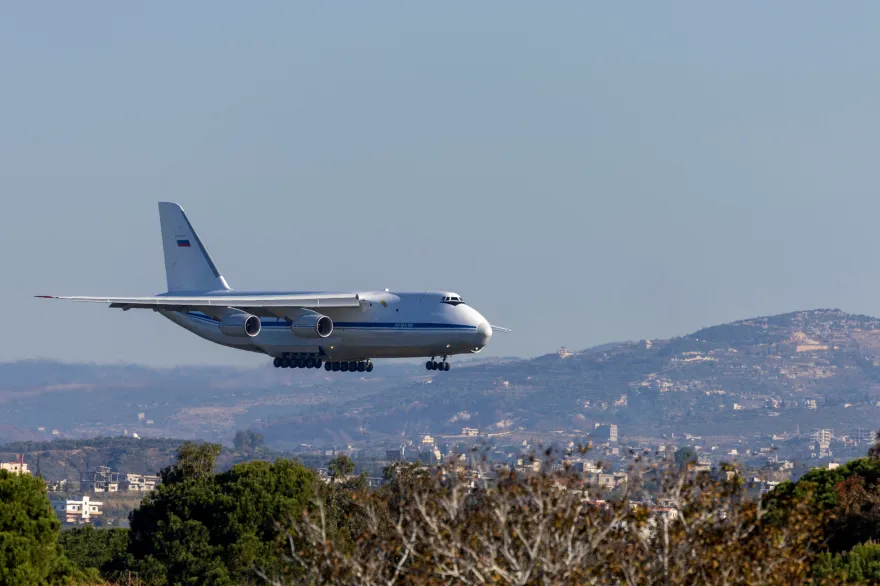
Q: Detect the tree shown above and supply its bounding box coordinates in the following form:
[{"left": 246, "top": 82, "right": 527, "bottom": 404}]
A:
[
  {"left": 674, "top": 446, "right": 698, "bottom": 469},
  {"left": 274, "top": 458, "right": 827, "bottom": 586},
  {"left": 58, "top": 525, "right": 129, "bottom": 579},
  {"left": 327, "top": 454, "right": 355, "bottom": 482},
  {"left": 0, "top": 470, "right": 67, "bottom": 585},
  {"left": 764, "top": 455, "right": 880, "bottom": 553},
  {"left": 814, "top": 541, "right": 880, "bottom": 583},
  {"left": 161, "top": 441, "right": 221, "bottom": 484},
  {"left": 233, "top": 430, "right": 265, "bottom": 453},
  {"left": 128, "top": 456, "right": 318, "bottom": 585}
]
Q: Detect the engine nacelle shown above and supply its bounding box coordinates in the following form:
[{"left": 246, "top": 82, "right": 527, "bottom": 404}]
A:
[
  {"left": 218, "top": 313, "right": 261, "bottom": 338},
  {"left": 291, "top": 313, "right": 333, "bottom": 338}
]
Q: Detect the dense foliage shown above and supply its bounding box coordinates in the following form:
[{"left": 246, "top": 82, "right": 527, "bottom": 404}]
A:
[
  {"left": 27, "top": 438, "right": 880, "bottom": 585},
  {"left": 0, "top": 470, "right": 65, "bottom": 584},
  {"left": 815, "top": 542, "right": 880, "bottom": 583},
  {"left": 126, "top": 442, "right": 320, "bottom": 585},
  {"left": 57, "top": 525, "right": 129, "bottom": 578},
  {"left": 0, "top": 470, "right": 86, "bottom": 585},
  {"left": 764, "top": 456, "right": 880, "bottom": 552},
  {"left": 274, "top": 459, "right": 825, "bottom": 586}
]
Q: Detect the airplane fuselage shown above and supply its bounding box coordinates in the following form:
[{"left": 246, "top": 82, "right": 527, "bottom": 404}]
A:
[{"left": 162, "top": 289, "right": 492, "bottom": 361}]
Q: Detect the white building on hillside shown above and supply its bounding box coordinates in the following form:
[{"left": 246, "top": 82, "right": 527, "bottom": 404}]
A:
[
  {"left": 52, "top": 496, "right": 103, "bottom": 525},
  {"left": 0, "top": 455, "right": 29, "bottom": 475},
  {"left": 124, "top": 473, "right": 160, "bottom": 492}
]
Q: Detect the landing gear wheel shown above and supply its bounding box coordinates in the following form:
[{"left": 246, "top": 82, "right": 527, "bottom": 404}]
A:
[
  {"left": 340, "top": 362, "right": 349, "bottom": 372},
  {"left": 348, "top": 361, "right": 357, "bottom": 372},
  {"left": 357, "top": 362, "right": 366, "bottom": 372},
  {"left": 307, "top": 358, "right": 316, "bottom": 369},
  {"left": 315, "top": 359, "right": 322, "bottom": 369},
  {"left": 366, "top": 362, "right": 374, "bottom": 372},
  {"left": 281, "top": 358, "right": 290, "bottom": 368},
  {"left": 425, "top": 360, "right": 433, "bottom": 371},
  {"left": 444, "top": 362, "right": 450, "bottom": 371},
  {"left": 324, "top": 362, "right": 331, "bottom": 371},
  {"left": 273, "top": 358, "right": 281, "bottom": 368},
  {"left": 332, "top": 362, "right": 340, "bottom": 372}
]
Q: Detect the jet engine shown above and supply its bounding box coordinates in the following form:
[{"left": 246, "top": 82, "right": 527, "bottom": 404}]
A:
[
  {"left": 291, "top": 313, "right": 333, "bottom": 338},
  {"left": 218, "top": 313, "right": 261, "bottom": 338}
]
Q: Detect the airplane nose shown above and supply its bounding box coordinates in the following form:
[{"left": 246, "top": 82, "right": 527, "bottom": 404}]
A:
[{"left": 476, "top": 320, "right": 492, "bottom": 346}]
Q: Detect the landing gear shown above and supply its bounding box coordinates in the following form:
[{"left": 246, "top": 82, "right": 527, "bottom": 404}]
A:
[
  {"left": 323, "top": 360, "right": 373, "bottom": 373},
  {"left": 272, "top": 353, "right": 324, "bottom": 369},
  {"left": 426, "top": 356, "right": 450, "bottom": 372}
]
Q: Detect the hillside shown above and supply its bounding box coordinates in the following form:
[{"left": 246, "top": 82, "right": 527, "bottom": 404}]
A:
[
  {"left": 258, "top": 309, "right": 880, "bottom": 443},
  {"left": 3, "top": 309, "right": 880, "bottom": 447}
]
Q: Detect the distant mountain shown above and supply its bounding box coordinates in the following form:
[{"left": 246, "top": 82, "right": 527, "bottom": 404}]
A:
[
  {"left": 258, "top": 309, "right": 880, "bottom": 444},
  {"left": 3, "top": 309, "right": 880, "bottom": 447}
]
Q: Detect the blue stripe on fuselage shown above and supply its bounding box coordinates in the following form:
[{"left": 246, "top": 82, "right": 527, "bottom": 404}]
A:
[{"left": 183, "top": 312, "right": 476, "bottom": 330}]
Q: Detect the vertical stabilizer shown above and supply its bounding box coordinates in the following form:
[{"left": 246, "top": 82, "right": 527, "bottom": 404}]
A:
[{"left": 158, "top": 202, "right": 230, "bottom": 292}]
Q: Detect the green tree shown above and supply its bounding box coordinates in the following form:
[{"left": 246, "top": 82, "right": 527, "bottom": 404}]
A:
[
  {"left": 674, "top": 446, "right": 698, "bottom": 468},
  {"left": 765, "top": 455, "right": 880, "bottom": 552},
  {"left": 58, "top": 526, "right": 130, "bottom": 579},
  {"left": 232, "top": 430, "right": 265, "bottom": 453},
  {"left": 128, "top": 456, "right": 318, "bottom": 585},
  {"left": 161, "top": 441, "right": 222, "bottom": 484},
  {"left": 327, "top": 454, "right": 355, "bottom": 482},
  {"left": 814, "top": 541, "right": 880, "bottom": 583},
  {"left": 0, "top": 470, "right": 67, "bottom": 585}
]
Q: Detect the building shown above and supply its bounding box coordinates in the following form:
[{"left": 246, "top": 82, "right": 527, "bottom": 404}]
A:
[
  {"left": 592, "top": 424, "right": 618, "bottom": 444},
  {"left": 52, "top": 496, "right": 103, "bottom": 525},
  {"left": 853, "top": 428, "right": 875, "bottom": 445},
  {"left": 0, "top": 455, "right": 29, "bottom": 475},
  {"left": 123, "top": 473, "right": 160, "bottom": 492},
  {"left": 461, "top": 427, "right": 479, "bottom": 437},
  {"left": 82, "top": 466, "right": 120, "bottom": 493},
  {"left": 47, "top": 479, "right": 68, "bottom": 492},
  {"left": 812, "top": 429, "right": 833, "bottom": 451}
]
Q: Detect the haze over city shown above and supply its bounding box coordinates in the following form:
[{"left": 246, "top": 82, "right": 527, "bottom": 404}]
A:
[{"left": 4, "top": 2, "right": 880, "bottom": 368}]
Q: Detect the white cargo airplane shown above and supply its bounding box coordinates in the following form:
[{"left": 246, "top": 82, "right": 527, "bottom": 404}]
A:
[{"left": 38, "top": 203, "right": 508, "bottom": 373}]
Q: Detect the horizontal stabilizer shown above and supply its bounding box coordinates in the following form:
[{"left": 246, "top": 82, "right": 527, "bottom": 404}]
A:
[{"left": 491, "top": 325, "right": 511, "bottom": 333}]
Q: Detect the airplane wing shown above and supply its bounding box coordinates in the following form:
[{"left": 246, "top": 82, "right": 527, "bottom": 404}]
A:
[{"left": 35, "top": 293, "right": 361, "bottom": 312}]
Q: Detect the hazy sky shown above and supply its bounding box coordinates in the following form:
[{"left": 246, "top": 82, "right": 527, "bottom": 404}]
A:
[{"left": 3, "top": 3, "right": 880, "bottom": 367}]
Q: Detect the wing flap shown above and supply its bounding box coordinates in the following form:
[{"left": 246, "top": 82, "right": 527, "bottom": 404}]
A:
[{"left": 37, "top": 293, "right": 361, "bottom": 310}]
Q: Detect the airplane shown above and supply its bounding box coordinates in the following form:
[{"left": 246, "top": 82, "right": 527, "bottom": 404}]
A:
[{"left": 38, "top": 202, "right": 509, "bottom": 373}]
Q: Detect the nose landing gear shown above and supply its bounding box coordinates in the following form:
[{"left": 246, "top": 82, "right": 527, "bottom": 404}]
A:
[{"left": 425, "top": 356, "right": 451, "bottom": 372}]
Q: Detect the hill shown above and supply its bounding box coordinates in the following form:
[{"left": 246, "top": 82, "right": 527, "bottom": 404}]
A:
[
  {"left": 257, "top": 309, "right": 880, "bottom": 443},
  {"left": 3, "top": 309, "right": 880, "bottom": 447}
]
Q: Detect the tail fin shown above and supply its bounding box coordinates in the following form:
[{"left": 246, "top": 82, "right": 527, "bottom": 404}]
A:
[{"left": 158, "top": 202, "right": 230, "bottom": 292}]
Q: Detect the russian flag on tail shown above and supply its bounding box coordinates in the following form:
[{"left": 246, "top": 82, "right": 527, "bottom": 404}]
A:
[{"left": 177, "top": 239, "right": 191, "bottom": 247}]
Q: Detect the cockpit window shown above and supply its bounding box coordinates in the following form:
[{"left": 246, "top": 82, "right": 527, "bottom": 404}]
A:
[{"left": 442, "top": 295, "right": 465, "bottom": 306}]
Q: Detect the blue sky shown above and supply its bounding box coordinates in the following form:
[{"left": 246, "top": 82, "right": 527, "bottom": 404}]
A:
[{"left": 3, "top": 2, "right": 880, "bottom": 366}]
